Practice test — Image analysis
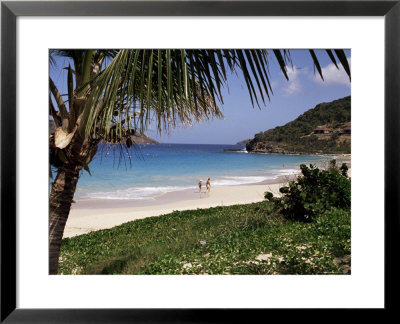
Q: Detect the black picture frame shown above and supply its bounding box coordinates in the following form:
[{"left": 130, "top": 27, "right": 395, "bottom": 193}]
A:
[{"left": 1, "top": 0, "right": 399, "bottom": 322}]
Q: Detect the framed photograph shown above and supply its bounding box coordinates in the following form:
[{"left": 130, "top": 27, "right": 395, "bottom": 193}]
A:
[{"left": 1, "top": 0, "right": 399, "bottom": 322}]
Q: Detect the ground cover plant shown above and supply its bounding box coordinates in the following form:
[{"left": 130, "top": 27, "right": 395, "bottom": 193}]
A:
[{"left": 59, "top": 168, "right": 351, "bottom": 275}]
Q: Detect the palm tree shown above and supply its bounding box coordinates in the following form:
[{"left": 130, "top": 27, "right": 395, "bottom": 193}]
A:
[{"left": 49, "top": 49, "right": 350, "bottom": 274}]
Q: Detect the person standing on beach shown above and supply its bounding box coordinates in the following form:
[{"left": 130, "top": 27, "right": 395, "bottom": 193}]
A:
[
  {"left": 198, "top": 180, "right": 202, "bottom": 193},
  {"left": 206, "top": 178, "right": 211, "bottom": 194}
]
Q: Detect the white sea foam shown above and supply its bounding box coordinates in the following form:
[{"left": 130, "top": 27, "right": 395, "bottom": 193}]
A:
[
  {"left": 212, "top": 176, "right": 272, "bottom": 186},
  {"left": 82, "top": 186, "right": 190, "bottom": 200},
  {"left": 273, "top": 168, "right": 299, "bottom": 176},
  {"left": 79, "top": 169, "right": 301, "bottom": 200},
  {"left": 80, "top": 175, "right": 272, "bottom": 199}
]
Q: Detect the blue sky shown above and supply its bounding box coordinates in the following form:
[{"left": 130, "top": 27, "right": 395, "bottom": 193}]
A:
[{"left": 50, "top": 50, "right": 351, "bottom": 145}]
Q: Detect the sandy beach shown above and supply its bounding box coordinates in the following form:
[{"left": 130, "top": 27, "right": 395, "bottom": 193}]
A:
[
  {"left": 64, "top": 162, "right": 351, "bottom": 238},
  {"left": 64, "top": 180, "right": 287, "bottom": 238}
]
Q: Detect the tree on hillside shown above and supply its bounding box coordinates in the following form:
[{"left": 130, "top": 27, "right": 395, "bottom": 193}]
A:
[{"left": 49, "top": 49, "right": 351, "bottom": 274}]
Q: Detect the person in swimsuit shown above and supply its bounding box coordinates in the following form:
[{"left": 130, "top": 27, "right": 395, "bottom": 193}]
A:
[
  {"left": 206, "top": 178, "right": 211, "bottom": 194},
  {"left": 198, "top": 180, "right": 203, "bottom": 198}
]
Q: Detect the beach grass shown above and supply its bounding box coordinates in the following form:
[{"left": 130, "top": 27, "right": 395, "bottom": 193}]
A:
[{"left": 59, "top": 201, "right": 350, "bottom": 275}]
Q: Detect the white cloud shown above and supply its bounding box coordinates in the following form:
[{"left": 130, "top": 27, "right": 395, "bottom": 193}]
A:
[
  {"left": 282, "top": 66, "right": 304, "bottom": 96},
  {"left": 312, "top": 57, "right": 351, "bottom": 87}
]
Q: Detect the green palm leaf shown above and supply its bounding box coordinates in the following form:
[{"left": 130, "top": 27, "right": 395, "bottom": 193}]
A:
[
  {"left": 309, "top": 49, "right": 324, "bottom": 80},
  {"left": 57, "top": 49, "right": 350, "bottom": 143}
]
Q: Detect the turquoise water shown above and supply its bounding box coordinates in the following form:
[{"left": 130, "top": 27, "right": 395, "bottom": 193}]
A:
[{"left": 74, "top": 143, "right": 330, "bottom": 200}]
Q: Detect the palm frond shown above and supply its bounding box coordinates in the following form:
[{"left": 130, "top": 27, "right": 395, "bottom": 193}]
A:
[
  {"left": 49, "top": 77, "right": 69, "bottom": 130},
  {"left": 67, "top": 49, "right": 350, "bottom": 143},
  {"left": 273, "top": 49, "right": 290, "bottom": 80},
  {"left": 309, "top": 49, "right": 324, "bottom": 80},
  {"left": 334, "top": 49, "right": 351, "bottom": 80},
  {"left": 309, "top": 49, "right": 350, "bottom": 81},
  {"left": 325, "top": 49, "right": 339, "bottom": 69}
]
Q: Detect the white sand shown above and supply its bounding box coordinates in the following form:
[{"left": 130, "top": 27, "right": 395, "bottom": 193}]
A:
[
  {"left": 63, "top": 182, "right": 285, "bottom": 238},
  {"left": 64, "top": 166, "right": 351, "bottom": 238}
]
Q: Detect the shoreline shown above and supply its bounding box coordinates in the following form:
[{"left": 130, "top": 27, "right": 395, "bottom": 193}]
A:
[
  {"left": 71, "top": 172, "right": 297, "bottom": 210},
  {"left": 64, "top": 177, "right": 289, "bottom": 238},
  {"left": 64, "top": 163, "right": 351, "bottom": 239}
]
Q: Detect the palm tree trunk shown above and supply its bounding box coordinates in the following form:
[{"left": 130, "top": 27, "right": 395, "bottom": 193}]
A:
[{"left": 49, "top": 166, "right": 81, "bottom": 274}]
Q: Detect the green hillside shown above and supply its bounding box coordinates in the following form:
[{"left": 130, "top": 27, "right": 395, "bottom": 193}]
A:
[{"left": 246, "top": 96, "right": 351, "bottom": 154}]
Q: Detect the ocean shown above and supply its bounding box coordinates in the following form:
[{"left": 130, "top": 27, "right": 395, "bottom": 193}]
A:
[{"left": 73, "top": 143, "right": 332, "bottom": 201}]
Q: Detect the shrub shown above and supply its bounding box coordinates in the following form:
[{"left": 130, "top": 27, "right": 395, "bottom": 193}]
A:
[
  {"left": 264, "top": 191, "right": 274, "bottom": 201},
  {"left": 265, "top": 161, "right": 350, "bottom": 222}
]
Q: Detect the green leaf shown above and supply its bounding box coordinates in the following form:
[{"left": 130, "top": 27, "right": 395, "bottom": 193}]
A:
[
  {"left": 272, "top": 50, "right": 289, "bottom": 80},
  {"left": 325, "top": 50, "right": 338, "bottom": 69},
  {"left": 236, "top": 49, "right": 257, "bottom": 106},
  {"left": 244, "top": 50, "right": 266, "bottom": 104},
  {"left": 309, "top": 50, "right": 324, "bottom": 80},
  {"left": 334, "top": 49, "right": 351, "bottom": 81}
]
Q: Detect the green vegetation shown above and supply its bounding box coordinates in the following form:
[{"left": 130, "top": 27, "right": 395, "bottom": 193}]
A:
[
  {"left": 59, "top": 162, "right": 351, "bottom": 275},
  {"left": 265, "top": 161, "right": 350, "bottom": 222},
  {"left": 49, "top": 50, "right": 350, "bottom": 274},
  {"left": 246, "top": 96, "right": 351, "bottom": 154}
]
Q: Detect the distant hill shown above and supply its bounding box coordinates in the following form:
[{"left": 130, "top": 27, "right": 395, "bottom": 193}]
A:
[
  {"left": 236, "top": 139, "right": 251, "bottom": 145},
  {"left": 246, "top": 96, "right": 351, "bottom": 154},
  {"left": 100, "top": 133, "right": 159, "bottom": 145},
  {"left": 128, "top": 133, "right": 159, "bottom": 145},
  {"left": 49, "top": 120, "right": 159, "bottom": 145}
]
